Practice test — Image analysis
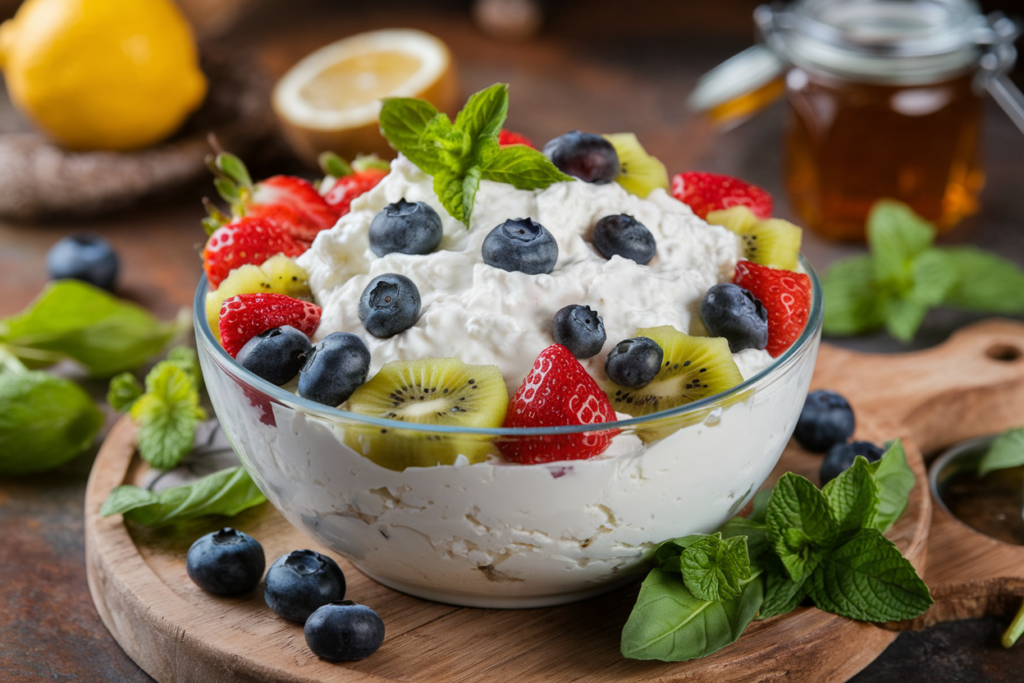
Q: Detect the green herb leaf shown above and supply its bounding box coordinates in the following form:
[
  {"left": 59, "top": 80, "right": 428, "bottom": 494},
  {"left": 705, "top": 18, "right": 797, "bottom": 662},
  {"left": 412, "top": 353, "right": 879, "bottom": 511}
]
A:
[
  {"left": 883, "top": 297, "right": 929, "bottom": 343},
  {"left": 943, "top": 247, "right": 1024, "bottom": 314},
  {"left": 680, "top": 534, "right": 751, "bottom": 602},
  {"left": 766, "top": 472, "right": 837, "bottom": 583},
  {"left": 0, "top": 281, "right": 185, "bottom": 376},
  {"left": 0, "top": 370, "right": 103, "bottom": 475},
  {"left": 821, "top": 256, "right": 886, "bottom": 336},
  {"left": 719, "top": 516, "right": 769, "bottom": 566},
  {"left": 318, "top": 151, "right": 352, "bottom": 178},
  {"left": 378, "top": 98, "right": 448, "bottom": 175},
  {"left": 100, "top": 466, "right": 266, "bottom": 526},
  {"left": 978, "top": 428, "right": 1024, "bottom": 478},
  {"left": 433, "top": 166, "right": 482, "bottom": 225},
  {"left": 867, "top": 440, "right": 916, "bottom": 532},
  {"left": 620, "top": 568, "right": 763, "bottom": 661},
  {"left": 868, "top": 200, "right": 935, "bottom": 288},
  {"left": 454, "top": 83, "right": 508, "bottom": 145},
  {"left": 749, "top": 487, "right": 772, "bottom": 524},
  {"left": 481, "top": 144, "right": 573, "bottom": 190},
  {"left": 652, "top": 535, "right": 705, "bottom": 573},
  {"left": 166, "top": 346, "right": 201, "bottom": 391},
  {"left": 107, "top": 372, "right": 144, "bottom": 413},
  {"left": 822, "top": 456, "right": 879, "bottom": 536},
  {"left": 804, "top": 527, "right": 933, "bottom": 622},
  {"left": 758, "top": 566, "right": 806, "bottom": 620},
  {"left": 130, "top": 362, "right": 206, "bottom": 470}
]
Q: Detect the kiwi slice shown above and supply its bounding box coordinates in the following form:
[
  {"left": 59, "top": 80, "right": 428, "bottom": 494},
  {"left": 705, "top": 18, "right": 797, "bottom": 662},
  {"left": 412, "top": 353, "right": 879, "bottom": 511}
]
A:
[
  {"left": 706, "top": 207, "right": 802, "bottom": 272},
  {"left": 206, "top": 255, "right": 312, "bottom": 340},
  {"left": 342, "top": 358, "right": 508, "bottom": 471},
  {"left": 607, "top": 325, "right": 743, "bottom": 420},
  {"left": 603, "top": 133, "right": 669, "bottom": 198}
]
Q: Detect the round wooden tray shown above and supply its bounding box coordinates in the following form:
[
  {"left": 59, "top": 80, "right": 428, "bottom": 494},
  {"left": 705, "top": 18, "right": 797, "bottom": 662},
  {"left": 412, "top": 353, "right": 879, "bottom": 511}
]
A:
[{"left": 84, "top": 320, "right": 1024, "bottom": 682}]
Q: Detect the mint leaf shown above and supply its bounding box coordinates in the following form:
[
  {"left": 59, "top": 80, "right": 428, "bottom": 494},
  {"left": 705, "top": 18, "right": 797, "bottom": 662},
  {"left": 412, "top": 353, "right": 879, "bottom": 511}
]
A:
[
  {"left": 822, "top": 457, "right": 879, "bottom": 536},
  {"left": 943, "top": 247, "right": 1024, "bottom": 314},
  {"left": 0, "top": 280, "right": 185, "bottom": 376},
  {"left": 433, "top": 166, "right": 481, "bottom": 225},
  {"left": 978, "top": 428, "right": 1024, "bottom": 478},
  {"left": 454, "top": 83, "right": 508, "bottom": 145},
  {"left": 719, "top": 516, "right": 769, "bottom": 565},
  {"left": 867, "top": 440, "right": 916, "bottom": 532},
  {"left": 166, "top": 346, "right": 201, "bottom": 391},
  {"left": 821, "top": 256, "right": 886, "bottom": 336},
  {"left": 908, "top": 249, "right": 957, "bottom": 306},
  {"left": 680, "top": 534, "right": 751, "bottom": 602},
  {"left": 749, "top": 487, "right": 772, "bottom": 524},
  {"left": 767, "top": 473, "right": 837, "bottom": 582},
  {"left": 883, "top": 297, "right": 929, "bottom": 343},
  {"left": 758, "top": 567, "right": 806, "bottom": 620},
  {"left": 620, "top": 568, "right": 763, "bottom": 661},
  {"left": 868, "top": 200, "right": 935, "bottom": 288},
  {"left": 131, "top": 362, "right": 206, "bottom": 470},
  {"left": 652, "top": 535, "right": 704, "bottom": 573},
  {"left": 378, "top": 97, "right": 447, "bottom": 175},
  {"left": 804, "top": 527, "right": 933, "bottom": 622},
  {"left": 108, "top": 372, "right": 144, "bottom": 413},
  {"left": 100, "top": 465, "right": 266, "bottom": 526},
  {"left": 481, "top": 145, "right": 573, "bottom": 189},
  {"left": 0, "top": 370, "right": 103, "bottom": 475}
]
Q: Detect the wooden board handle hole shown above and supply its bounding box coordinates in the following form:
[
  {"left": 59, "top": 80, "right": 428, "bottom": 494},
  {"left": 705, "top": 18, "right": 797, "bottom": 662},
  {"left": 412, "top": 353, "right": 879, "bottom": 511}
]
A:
[{"left": 986, "top": 344, "right": 1023, "bottom": 362}]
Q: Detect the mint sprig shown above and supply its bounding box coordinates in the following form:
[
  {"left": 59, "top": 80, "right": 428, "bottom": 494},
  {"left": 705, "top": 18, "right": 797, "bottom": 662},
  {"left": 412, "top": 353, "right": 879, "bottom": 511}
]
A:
[
  {"left": 822, "top": 200, "right": 1024, "bottom": 343},
  {"left": 978, "top": 427, "right": 1024, "bottom": 478},
  {"left": 379, "top": 83, "right": 572, "bottom": 225},
  {"left": 621, "top": 440, "right": 930, "bottom": 662}
]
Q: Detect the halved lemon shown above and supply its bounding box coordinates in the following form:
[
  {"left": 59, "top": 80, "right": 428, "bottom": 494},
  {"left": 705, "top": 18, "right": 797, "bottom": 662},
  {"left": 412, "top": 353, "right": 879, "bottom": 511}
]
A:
[{"left": 273, "top": 29, "right": 459, "bottom": 166}]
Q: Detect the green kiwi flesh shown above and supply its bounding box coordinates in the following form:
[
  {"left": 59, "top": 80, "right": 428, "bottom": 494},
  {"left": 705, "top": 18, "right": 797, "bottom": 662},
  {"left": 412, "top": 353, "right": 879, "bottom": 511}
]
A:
[
  {"left": 706, "top": 207, "right": 801, "bottom": 271},
  {"left": 603, "top": 133, "right": 669, "bottom": 198},
  {"left": 342, "top": 358, "right": 508, "bottom": 470}
]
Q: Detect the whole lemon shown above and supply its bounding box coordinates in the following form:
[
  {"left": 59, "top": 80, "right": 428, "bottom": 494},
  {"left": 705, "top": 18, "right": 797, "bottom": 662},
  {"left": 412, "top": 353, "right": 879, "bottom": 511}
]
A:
[{"left": 0, "top": 0, "right": 207, "bottom": 151}]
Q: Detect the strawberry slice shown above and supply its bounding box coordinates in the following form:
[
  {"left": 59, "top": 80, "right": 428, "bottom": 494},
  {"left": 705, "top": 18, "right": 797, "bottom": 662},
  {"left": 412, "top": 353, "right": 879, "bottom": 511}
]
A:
[
  {"left": 498, "top": 129, "right": 536, "bottom": 149},
  {"left": 672, "top": 171, "right": 773, "bottom": 220},
  {"left": 322, "top": 168, "right": 388, "bottom": 216},
  {"left": 203, "top": 217, "right": 306, "bottom": 289},
  {"left": 732, "top": 260, "right": 811, "bottom": 358},
  {"left": 218, "top": 292, "right": 321, "bottom": 358},
  {"left": 500, "top": 344, "right": 619, "bottom": 464}
]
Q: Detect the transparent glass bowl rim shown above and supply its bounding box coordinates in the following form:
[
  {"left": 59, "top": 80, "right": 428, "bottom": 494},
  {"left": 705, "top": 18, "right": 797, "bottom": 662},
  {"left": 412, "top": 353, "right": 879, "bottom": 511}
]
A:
[{"left": 194, "top": 254, "right": 823, "bottom": 437}]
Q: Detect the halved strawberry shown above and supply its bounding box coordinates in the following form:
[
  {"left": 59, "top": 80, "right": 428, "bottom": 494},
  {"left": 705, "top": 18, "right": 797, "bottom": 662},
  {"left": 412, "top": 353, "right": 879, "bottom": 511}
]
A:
[
  {"left": 672, "top": 172, "right": 773, "bottom": 220},
  {"left": 203, "top": 217, "right": 306, "bottom": 288},
  {"left": 211, "top": 153, "right": 341, "bottom": 245},
  {"left": 500, "top": 345, "right": 618, "bottom": 464},
  {"left": 499, "top": 129, "right": 536, "bottom": 149},
  {"left": 322, "top": 168, "right": 388, "bottom": 216},
  {"left": 732, "top": 260, "right": 811, "bottom": 358},
  {"left": 218, "top": 292, "right": 321, "bottom": 358}
]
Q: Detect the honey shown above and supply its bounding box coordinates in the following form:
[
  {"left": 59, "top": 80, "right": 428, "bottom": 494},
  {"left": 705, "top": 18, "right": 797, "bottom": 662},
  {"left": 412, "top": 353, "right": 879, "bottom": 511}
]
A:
[{"left": 784, "top": 68, "right": 985, "bottom": 241}]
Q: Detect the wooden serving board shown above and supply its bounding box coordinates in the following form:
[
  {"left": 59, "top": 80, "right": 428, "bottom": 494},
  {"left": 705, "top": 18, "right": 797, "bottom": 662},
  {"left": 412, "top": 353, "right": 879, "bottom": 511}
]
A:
[{"left": 84, "top": 319, "right": 1024, "bottom": 683}]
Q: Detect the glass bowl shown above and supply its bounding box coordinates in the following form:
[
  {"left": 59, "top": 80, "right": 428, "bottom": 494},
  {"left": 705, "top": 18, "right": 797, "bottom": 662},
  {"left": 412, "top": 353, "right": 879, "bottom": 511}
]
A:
[{"left": 195, "top": 258, "right": 823, "bottom": 608}]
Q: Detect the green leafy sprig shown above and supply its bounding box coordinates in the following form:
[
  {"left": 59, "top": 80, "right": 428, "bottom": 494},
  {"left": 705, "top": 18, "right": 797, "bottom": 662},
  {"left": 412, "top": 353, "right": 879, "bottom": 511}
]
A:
[
  {"left": 822, "top": 201, "right": 1024, "bottom": 343},
  {"left": 378, "top": 83, "right": 572, "bottom": 225},
  {"left": 109, "top": 348, "right": 206, "bottom": 470},
  {"left": 621, "top": 441, "right": 931, "bottom": 662}
]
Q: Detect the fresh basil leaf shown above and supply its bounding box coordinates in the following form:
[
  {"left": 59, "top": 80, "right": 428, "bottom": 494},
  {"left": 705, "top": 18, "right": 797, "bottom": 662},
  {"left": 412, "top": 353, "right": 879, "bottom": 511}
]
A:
[
  {"left": 868, "top": 200, "right": 935, "bottom": 288},
  {"left": 804, "top": 527, "right": 933, "bottom": 622},
  {"left": 767, "top": 472, "right": 837, "bottom": 583},
  {"left": 481, "top": 145, "right": 574, "bottom": 190},
  {"left": 821, "top": 255, "right": 886, "bottom": 336},
  {"left": 454, "top": 83, "right": 508, "bottom": 145},
  {"left": 758, "top": 567, "right": 806, "bottom": 620},
  {"left": 978, "top": 428, "right": 1024, "bottom": 478},
  {"left": 0, "top": 370, "right": 103, "bottom": 475},
  {"left": 100, "top": 466, "right": 266, "bottom": 526},
  {"left": 131, "top": 362, "right": 206, "bottom": 470},
  {"left": 620, "top": 568, "right": 763, "bottom": 661},
  {"left": 680, "top": 534, "right": 751, "bottom": 602},
  {"left": 883, "top": 297, "right": 929, "bottom": 343},
  {"left": 378, "top": 97, "right": 448, "bottom": 175},
  {"left": 719, "top": 516, "right": 769, "bottom": 564},
  {"left": 822, "top": 457, "right": 879, "bottom": 536},
  {"left": 108, "top": 372, "right": 144, "bottom": 413},
  {"left": 942, "top": 247, "right": 1024, "bottom": 314},
  {"left": 867, "top": 440, "right": 916, "bottom": 532},
  {"left": 0, "top": 280, "right": 185, "bottom": 376}
]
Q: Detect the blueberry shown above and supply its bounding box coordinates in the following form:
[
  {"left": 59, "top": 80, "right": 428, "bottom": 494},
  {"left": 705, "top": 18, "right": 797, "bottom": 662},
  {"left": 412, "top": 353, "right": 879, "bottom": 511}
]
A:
[
  {"left": 265, "top": 549, "right": 346, "bottom": 623},
  {"left": 358, "top": 274, "right": 421, "bottom": 338},
  {"left": 481, "top": 218, "right": 558, "bottom": 275},
  {"left": 552, "top": 305, "right": 606, "bottom": 359},
  {"left": 542, "top": 131, "right": 619, "bottom": 184},
  {"left": 700, "top": 283, "right": 769, "bottom": 353},
  {"left": 46, "top": 233, "right": 119, "bottom": 291},
  {"left": 820, "top": 440, "right": 884, "bottom": 486},
  {"left": 369, "top": 199, "right": 443, "bottom": 257},
  {"left": 794, "top": 390, "right": 856, "bottom": 453},
  {"left": 304, "top": 600, "right": 385, "bottom": 662},
  {"left": 298, "top": 333, "right": 371, "bottom": 406},
  {"left": 605, "top": 337, "right": 663, "bottom": 388},
  {"left": 186, "top": 528, "right": 265, "bottom": 596},
  {"left": 592, "top": 214, "right": 656, "bottom": 265},
  {"left": 236, "top": 326, "right": 312, "bottom": 385}
]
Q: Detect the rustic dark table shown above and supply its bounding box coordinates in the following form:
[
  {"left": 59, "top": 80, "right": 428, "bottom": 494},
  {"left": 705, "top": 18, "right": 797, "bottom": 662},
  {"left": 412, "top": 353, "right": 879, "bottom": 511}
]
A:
[{"left": 2, "top": 1, "right": 1023, "bottom": 680}]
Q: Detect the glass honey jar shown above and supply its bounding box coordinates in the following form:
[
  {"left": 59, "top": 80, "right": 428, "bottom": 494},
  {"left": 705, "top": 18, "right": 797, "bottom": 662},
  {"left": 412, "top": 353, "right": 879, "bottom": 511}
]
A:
[{"left": 690, "top": 0, "right": 1023, "bottom": 241}]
